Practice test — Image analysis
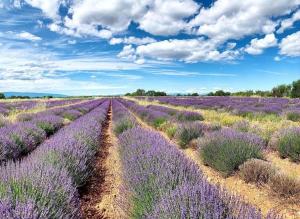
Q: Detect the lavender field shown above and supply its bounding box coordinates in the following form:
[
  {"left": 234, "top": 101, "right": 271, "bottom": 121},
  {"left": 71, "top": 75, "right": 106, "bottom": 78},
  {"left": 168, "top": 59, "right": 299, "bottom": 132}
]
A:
[
  {"left": 2, "top": 0, "right": 300, "bottom": 218},
  {"left": 0, "top": 96, "right": 299, "bottom": 219}
]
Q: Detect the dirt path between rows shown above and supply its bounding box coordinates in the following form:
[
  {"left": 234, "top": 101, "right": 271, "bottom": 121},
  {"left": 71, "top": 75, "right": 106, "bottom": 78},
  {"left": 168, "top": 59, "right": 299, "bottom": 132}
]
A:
[{"left": 80, "top": 103, "right": 122, "bottom": 219}]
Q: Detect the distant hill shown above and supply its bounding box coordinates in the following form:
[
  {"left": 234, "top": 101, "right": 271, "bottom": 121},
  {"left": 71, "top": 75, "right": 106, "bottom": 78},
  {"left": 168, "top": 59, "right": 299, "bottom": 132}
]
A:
[{"left": 3, "top": 92, "right": 68, "bottom": 98}]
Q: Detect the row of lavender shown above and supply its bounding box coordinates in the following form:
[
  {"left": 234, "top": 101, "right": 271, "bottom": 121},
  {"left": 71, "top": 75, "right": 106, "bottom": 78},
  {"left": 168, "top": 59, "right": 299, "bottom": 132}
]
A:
[
  {"left": 112, "top": 99, "right": 280, "bottom": 218},
  {"left": 136, "top": 96, "right": 300, "bottom": 117},
  {"left": 120, "top": 99, "right": 300, "bottom": 198},
  {"left": 0, "top": 99, "right": 110, "bottom": 218},
  {"left": 0, "top": 98, "right": 83, "bottom": 116},
  {"left": 0, "top": 99, "right": 104, "bottom": 164}
]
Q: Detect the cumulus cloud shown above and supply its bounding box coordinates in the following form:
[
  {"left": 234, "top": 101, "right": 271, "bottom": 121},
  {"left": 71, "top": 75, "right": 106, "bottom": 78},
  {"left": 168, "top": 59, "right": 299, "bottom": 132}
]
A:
[
  {"left": 279, "top": 31, "right": 300, "bottom": 56},
  {"left": 189, "top": 0, "right": 299, "bottom": 42},
  {"left": 277, "top": 10, "right": 300, "bottom": 33},
  {"left": 133, "top": 38, "right": 240, "bottom": 63},
  {"left": 9, "top": 0, "right": 300, "bottom": 64},
  {"left": 245, "top": 33, "right": 277, "bottom": 55},
  {"left": 137, "top": 0, "right": 199, "bottom": 35},
  {"left": 24, "top": 0, "right": 62, "bottom": 19},
  {"left": 24, "top": 0, "right": 200, "bottom": 38},
  {"left": 117, "top": 45, "right": 136, "bottom": 60},
  {"left": 109, "top": 36, "right": 156, "bottom": 45}
]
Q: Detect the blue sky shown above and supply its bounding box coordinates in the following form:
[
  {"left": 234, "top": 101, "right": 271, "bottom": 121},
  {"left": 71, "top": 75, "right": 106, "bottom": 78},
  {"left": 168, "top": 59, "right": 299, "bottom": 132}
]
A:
[{"left": 0, "top": 0, "right": 299, "bottom": 95}]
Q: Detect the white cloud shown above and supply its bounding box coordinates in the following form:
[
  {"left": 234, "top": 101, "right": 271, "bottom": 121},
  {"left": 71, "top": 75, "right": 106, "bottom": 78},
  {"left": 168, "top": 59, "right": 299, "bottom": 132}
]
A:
[
  {"left": 277, "top": 10, "right": 300, "bottom": 33},
  {"left": 279, "top": 31, "right": 300, "bottom": 56},
  {"left": 7, "top": 0, "right": 300, "bottom": 65},
  {"left": 137, "top": 0, "right": 200, "bottom": 35},
  {"left": 109, "top": 36, "right": 156, "bottom": 45},
  {"left": 189, "top": 0, "right": 299, "bottom": 42},
  {"left": 48, "top": 22, "right": 113, "bottom": 39},
  {"left": 132, "top": 38, "right": 240, "bottom": 63},
  {"left": 245, "top": 33, "right": 277, "bottom": 55},
  {"left": 16, "top": 31, "right": 42, "bottom": 41},
  {"left": 24, "top": 0, "right": 62, "bottom": 19},
  {"left": 151, "top": 70, "right": 236, "bottom": 77},
  {"left": 26, "top": 0, "right": 200, "bottom": 38},
  {"left": 117, "top": 45, "right": 136, "bottom": 60}
]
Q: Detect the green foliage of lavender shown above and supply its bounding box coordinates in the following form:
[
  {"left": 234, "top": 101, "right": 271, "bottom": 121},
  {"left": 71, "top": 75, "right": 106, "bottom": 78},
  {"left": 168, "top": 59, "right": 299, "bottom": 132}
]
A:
[
  {"left": 176, "top": 110, "right": 204, "bottom": 122},
  {"left": 286, "top": 111, "right": 300, "bottom": 122},
  {"left": 175, "top": 122, "right": 206, "bottom": 148},
  {"left": 199, "top": 129, "right": 264, "bottom": 176},
  {"left": 276, "top": 127, "right": 300, "bottom": 162}
]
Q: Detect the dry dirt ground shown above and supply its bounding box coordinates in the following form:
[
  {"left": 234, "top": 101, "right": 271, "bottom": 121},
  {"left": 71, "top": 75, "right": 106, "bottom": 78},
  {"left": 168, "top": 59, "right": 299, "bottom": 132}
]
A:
[{"left": 80, "top": 104, "right": 123, "bottom": 219}]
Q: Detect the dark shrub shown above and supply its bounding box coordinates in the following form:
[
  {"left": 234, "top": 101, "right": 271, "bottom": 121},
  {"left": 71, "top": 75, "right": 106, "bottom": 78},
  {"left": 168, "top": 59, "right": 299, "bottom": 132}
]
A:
[
  {"left": 232, "top": 120, "right": 251, "bottom": 133},
  {"left": 152, "top": 117, "right": 167, "bottom": 129},
  {"left": 199, "top": 129, "right": 264, "bottom": 176},
  {"left": 177, "top": 111, "right": 204, "bottom": 122},
  {"left": 276, "top": 127, "right": 300, "bottom": 162},
  {"left": 239, "top": 159, "right": 276, "bottom": 184},
  {"left": 159, "top": 122, "right": 177, "bottom": 138},
  {"left": 286, "top": 111, "right": 300, "bottom": 122},
  {"left": 175, "top": 122, "right": 207, "bottom": 148},
  {"left": 269, "top": 172, "right": 300, "bottom": 197},
  {"left": 0, "top": 116, "right": 8, "bottom": 128},
  {"left": 34, "top": 115, "right": 64, "bottom": 136},
  {"left": 16, "top": 113, "right": 34, "bottom": 122},
  {"left": 61, "top": 109, "right": 82, "bottom": 121}
]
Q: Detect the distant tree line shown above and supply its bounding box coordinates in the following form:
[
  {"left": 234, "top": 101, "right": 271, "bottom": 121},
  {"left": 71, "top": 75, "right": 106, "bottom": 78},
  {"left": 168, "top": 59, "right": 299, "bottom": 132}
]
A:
[
  {"left": 125, "top": 89, "right": 167, "bottom": 96},
  {"left": 207, "top": 79, "right": 300, "bottom": 98},
  {"left": 0, "top": 94, "right": 55, "bottom": 99},
  {"left": 176, "top": 93, "right": 199, "bottom": 96}
]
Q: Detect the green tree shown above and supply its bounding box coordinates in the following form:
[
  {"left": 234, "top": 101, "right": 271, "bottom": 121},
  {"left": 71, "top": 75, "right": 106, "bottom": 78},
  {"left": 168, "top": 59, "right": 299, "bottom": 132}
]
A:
[
  {"left": 271, "top": 84, "right": 291, "bottom": 97},
  {"left": 291, "top": 80, "right": 300, "bottom": 98},
  {"left": 133, "top": 89, "right": 146, "bottom": 96},
  {"left": 146, "top": 90, "right": 156, "bottom": 96},
  {"left": 0, "top": 93, "right": 5, "bottom": 99}
]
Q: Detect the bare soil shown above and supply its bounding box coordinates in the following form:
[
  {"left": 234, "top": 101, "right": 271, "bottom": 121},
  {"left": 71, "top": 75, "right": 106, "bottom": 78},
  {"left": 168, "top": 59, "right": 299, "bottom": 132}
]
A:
[{"left": 80, "top": 104, "right": 119, "bottom": 219}]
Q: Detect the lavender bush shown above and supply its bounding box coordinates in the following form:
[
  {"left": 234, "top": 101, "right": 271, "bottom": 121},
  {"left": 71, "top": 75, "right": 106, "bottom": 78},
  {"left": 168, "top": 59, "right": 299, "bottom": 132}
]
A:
[
  {"left": 0, "top": 122, "right": 46, "bottom": 161},
  {"left": 0, "top": 99, "right": 104, "bottom": 164},
  {"left": 274, "top": 127, "right": 300, "bottom": 162},
  {"left": 239, "top": 159, "right": 276, "bottom": 184},
  {"left": 61, "top": 109, "right": 82, "bottom": 121},
  {"left": 285, "top": 110, "right": 300, "bottom": 122},
  {"left": 117, "top": 125, "right": 277, "bottom": 219},
  {"left": 0, "top": 100, "right": 110, "bottom": 218},
  {"left": 199, "top": 129, "right": 265, "bottom": 176},
  {"left": 33, "top": 115, "right": 64, "bottom": 136},
  {"left": 177, "top": 110, "right": 204, "bottom": 122},
  {"left": 174, "top": 122, "right": 208, "bottom": 148}
]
